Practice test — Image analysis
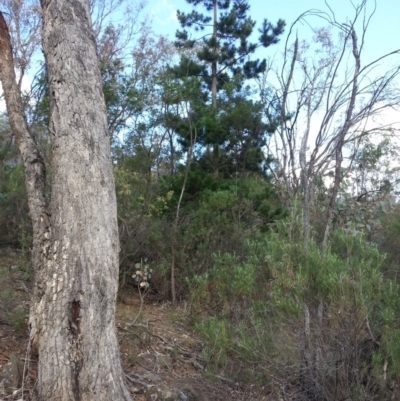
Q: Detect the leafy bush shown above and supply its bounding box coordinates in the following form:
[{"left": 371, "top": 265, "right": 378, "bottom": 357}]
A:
[
  {"left": 189, "top": 214, "right": 400, "bottom": 400},
  {"left": 0, "top": 253, "right": 30, "bottom": 335},
  {"left": 115, "top": 163, "right": 285, "bottom": 300},
  {"left": 0, "top": 163, "right": 31, "bottom": 249}
]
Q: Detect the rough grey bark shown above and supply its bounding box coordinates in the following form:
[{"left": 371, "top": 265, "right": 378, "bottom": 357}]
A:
[
  {"left": 0, "top": 1, "right": 133, "bottom": 399},
  {"left": 0, "top": 12, "right": 50, "bottom": 346}
]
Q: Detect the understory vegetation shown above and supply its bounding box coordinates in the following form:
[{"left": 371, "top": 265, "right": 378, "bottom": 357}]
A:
[{"left": 2, "top": 152, "right": 400, "bottom": 399}]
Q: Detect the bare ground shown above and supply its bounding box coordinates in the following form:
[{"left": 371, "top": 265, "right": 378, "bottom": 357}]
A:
[{"left": 0, "top": 252, "right": 272, "bottom": 401}]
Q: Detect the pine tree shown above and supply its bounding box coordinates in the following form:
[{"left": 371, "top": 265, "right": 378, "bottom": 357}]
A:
[
  {"left": 172, "top": 0, "right": 284, "bottom": 174},
  {"left": 175, "top": 0, "right": 285, "bottom": 107}
]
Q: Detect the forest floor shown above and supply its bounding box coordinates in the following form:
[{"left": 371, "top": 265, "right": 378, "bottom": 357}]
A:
[{"left": 0, "top": 251, "right": 271, "bottom": 401}]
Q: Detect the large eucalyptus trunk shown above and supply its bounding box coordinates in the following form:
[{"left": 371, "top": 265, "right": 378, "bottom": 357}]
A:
[{"left": 0, "top": 1, "right": 132, "bottom": 400}]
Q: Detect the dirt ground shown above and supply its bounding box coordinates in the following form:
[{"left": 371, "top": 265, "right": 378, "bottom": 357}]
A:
[{"left": 0, "top": 252, "right": 271, "bottom": 401}]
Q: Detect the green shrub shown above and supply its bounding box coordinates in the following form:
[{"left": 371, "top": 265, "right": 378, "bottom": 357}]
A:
[
  {"left": 189, "top": 215, "right": 400, "bottom": 400},
  {"left": 0, "top": 163, "right": 31, "bottom": 249},
  {"left": 115, "top": 164, "right": 285, "bottom": 300},
  {"left": 6, "top": 305, "right": 28, "bottom": 335},
  {"left": 194, "top": 317, "right": 231, "bottom": 368}
]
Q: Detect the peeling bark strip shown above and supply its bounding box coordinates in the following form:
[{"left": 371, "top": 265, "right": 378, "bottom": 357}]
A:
[
  {"left": 0, "top": 11, "right": 49, "bottom": 359},
  {"left": 0, "top": 12, "right": 48, "bottom": 240},
  {"left": 0, "top": 3, "right": 132, "bottom": 401}
]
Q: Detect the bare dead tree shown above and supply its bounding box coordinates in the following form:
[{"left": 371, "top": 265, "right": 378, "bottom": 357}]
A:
[
  {"left": 0, "top": 0, "right": 148, "bottom": 152},
  {"left": 91, "top": 0, "right": 148, "bottom": 62},
  {"left": 0, "top": 0, "right": 148, "bottom": 86},
  {"left": 0, "top": 0, "right": 41, "bottom": 88},
  {"left": 261, "top": 0, "right": 400, "bottom": 245}
]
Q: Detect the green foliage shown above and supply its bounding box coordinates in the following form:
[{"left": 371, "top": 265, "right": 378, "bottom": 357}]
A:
[
  {"left": 189, "top": 252, "right": 255, "bottom": 316},
  {"left": 162, "top": 74, "right": 214, "bottom": 150},
  {"left": 114, "top": 159, "right": 172, "bottom": 295},
  {"left": 188, "top": 212, "right": 400, "bottom": 399},
  {"left": 376, "top": 204, "right": 400, "bottom": 272},
  {"left": 6, "top": 305, "right": 27, "bottom": 335},
  {"left": 266, "top": 225, "right": 384, "bottom": 314},
  {"left": 115, "top": 153, "right": 285, "bottom": 301},
  {"left": 0, "top": 254, "right": 30, "bottom": 335},
  {"left": 217, "top": 86, "right": 274, "bottom": 174},
  {"left": 170, "top": 0, "right": 284, "bottom": 174},
  {"left": 101, "top": 59, "right": 143, "bottom": 144},
  {"left": 170, "top": 174, "right": 284, "bottom": 296},
  {"left": 0, "top": 163, "right": 31, "bottom": 249},
  {"left": 0, "top": 285, "right": 27, "bottom": 335},
  {"left": 194, "top": 317, "right": 231, "bottom": 367},
  {"left": 0, "top": 117, "right": 31, "bottom": 249},
  {"left": 164, "top": 77, "right": 275, "bottom": 174},
  {"left": 163, "top": 168, "right": 285, "bottom": 221},
  {"left": 27, "top": 71, "right": 50, "bottom": 130},
  {"left": 175, "top": 0, "right": 285, "bottom": 87},
  {"left": 319, "top": 138, "right": 400, "bottom": 240}
]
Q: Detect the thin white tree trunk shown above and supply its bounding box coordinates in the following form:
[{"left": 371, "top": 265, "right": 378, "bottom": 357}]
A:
[{"left": 322, "top": 28, "right": 360, "bottom": 252}]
